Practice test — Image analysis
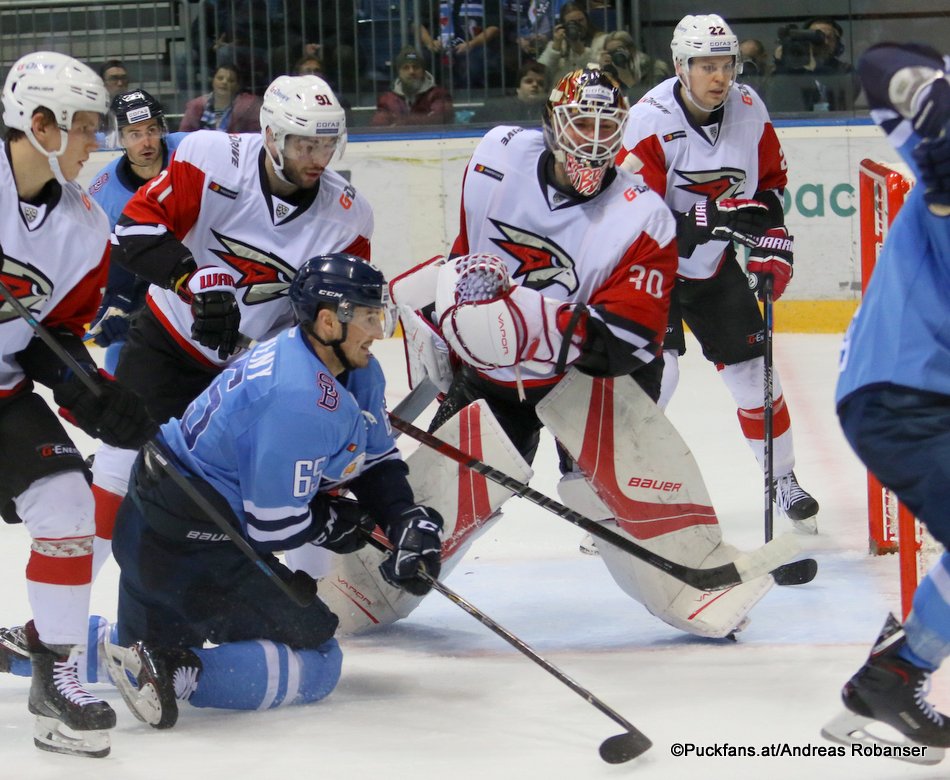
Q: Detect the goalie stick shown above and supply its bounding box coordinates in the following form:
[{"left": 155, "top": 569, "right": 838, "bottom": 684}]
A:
[
  {"left": 388, "top": 413, "right": 806, "bottom": 591},
  {"left": 361, "top": 531, "right": 652, "bottom": 764}
]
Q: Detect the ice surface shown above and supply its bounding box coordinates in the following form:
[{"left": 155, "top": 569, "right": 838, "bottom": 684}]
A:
[{"left": 1, "top": 334, "right": 944, "bottom": 779}]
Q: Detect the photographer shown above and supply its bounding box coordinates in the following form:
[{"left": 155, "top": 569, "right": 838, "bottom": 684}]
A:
[
  {"left": 599, "top": 30, "right": 669, "bottom": 101},
  {"left": 770, "top": 17, "right": 858, "bottom": 111},
  {"left": 537, "top": 2, "right": 606, "bottom": 84}
]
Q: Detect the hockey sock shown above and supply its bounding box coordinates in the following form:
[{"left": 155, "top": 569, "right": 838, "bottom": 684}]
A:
[
  {"left": 900, "top": 551, "right": 950, "bottom": 671},
  {"left": 91, "top": 485, "right": 124, "bottom": 580},
  {"left": 189, "top": 638, "right": 342, "bottom": 710}
]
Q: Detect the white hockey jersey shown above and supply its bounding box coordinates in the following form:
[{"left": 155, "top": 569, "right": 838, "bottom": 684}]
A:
[
  {"left": 118, "top": 131, "right": 373, "bottom": 367},
  {"left": 451, "top": 126, "right": 677, "bottom": 386},
  {"left": 0, "top": 143, "right": 109, "bottom": 392},
  {"left": 618, "top": 77, "right": 787, "bottom": 280}
]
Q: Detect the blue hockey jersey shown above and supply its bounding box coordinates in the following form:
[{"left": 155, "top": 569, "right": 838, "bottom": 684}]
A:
[
  {"left": 159, "top": 326, "right": 406, "bottom": 552},
  {"left": 836, "top": 45, "right": 950, "bottom": 404}
]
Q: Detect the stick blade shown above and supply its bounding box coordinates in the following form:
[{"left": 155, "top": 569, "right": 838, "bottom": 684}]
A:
[
  {"left": 731, "top": 533, "right": 802, "bottom": 582},
  {"left": 599, "top": 730, "right": 652, "bottom": 764},
  {"left": 772, "top": 557, "right": 818, "bottom": 586}
]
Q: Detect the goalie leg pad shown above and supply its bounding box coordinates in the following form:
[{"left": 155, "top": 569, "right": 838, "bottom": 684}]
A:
[
  {"left": 319, "top": 400, "right": 532, "bottom": 633},
  {"left": 537, "top": 370, "right": 775, "bottom": 638}
]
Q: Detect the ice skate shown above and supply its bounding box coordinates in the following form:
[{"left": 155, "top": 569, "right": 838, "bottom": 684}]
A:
[
  {"left": 0, "top": 625, "right": 29, "bottom": 672},
  {"left": 26, "top": 621, "right": 115, "bottom": 758},
  {"left": 578, "top": 533, "right": 600, "bottom": 556},
  {"left": 105, "top": 637, "right": 201, "bottom": 729},
  {"left": 773, "top": 471, "right": 819, "bottom": 534},
  {"left": 821, "top": 614, "right": 950, "bottom": 765}
]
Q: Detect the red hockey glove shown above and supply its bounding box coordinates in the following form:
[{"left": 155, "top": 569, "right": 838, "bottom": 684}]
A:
[{"left": 746, "top": 228, "right": 794, "bottom": 300}]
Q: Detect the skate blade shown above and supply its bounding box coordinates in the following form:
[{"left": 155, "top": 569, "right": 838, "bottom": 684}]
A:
[
  {"left": 821, "top": 709, "right": 946, "bottom": 765},
  {"left": 33, "top": 715, "right": 110, "bottom": 758},
  {"left": 791, "top": 515, "right": 818, "bottom": 535},
  {"left": 102, "top": 639, "right": 162, "bottom": 726}
]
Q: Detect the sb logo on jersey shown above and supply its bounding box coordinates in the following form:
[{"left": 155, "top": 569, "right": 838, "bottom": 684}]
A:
[
  {"left": 673, "top": 167, "right": 747, "bottom": 201},
  {"left": 487, "top": 219, "right": 578, "bottom": 293}
]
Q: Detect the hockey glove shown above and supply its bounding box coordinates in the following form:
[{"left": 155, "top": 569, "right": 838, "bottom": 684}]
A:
[
  {"left": 53, "top": 369, "right": 156, "bottom": 449},
  {"left": 309, "top": 494, "right": 377, "bottom": 555},
  {"left": 746, "top": 228, "right": 794, "bottom": 301},
  {"left": 85, "top": 291, "right": 135, "bottom": 347},
  {"left": 186, "top": 268, "right": 241, "bottom": 360},
  {"left": 911, "top": 73, "right": 950, "bottom": 139},
  {"left": 679, "top": 198, "right": 772, "bottom": 251},
  {"left": 379, "top": 505, "right": 444, "bottom": 596},
  {"left": 913, "top": 126, "right": 950, "bottom": 217}
]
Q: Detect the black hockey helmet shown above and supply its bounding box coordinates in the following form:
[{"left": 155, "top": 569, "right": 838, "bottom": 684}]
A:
[
  {"left": 290, "top": 253, "right": 394, "bottom": 337},
  {"left": 111, "top": 88, "right": 167, "bottom": 133}
]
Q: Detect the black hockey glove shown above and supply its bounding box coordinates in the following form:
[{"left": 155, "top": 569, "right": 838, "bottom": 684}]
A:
[
  {"left": 309, "top": 495, "right": 377, "bottom": 555},
  {"left": 285, "top": 569, "right": 317, "bottom": 607},
  {"left": 53, "top": 369, "right": 157, "bottom": 449},
  {"left": 181, "top": 267, "right": 242, "bottom": 360},
  {"left": 678, "top": 197, "right": 772, "bottom": 252},
  {"left": 911, "top": 74, "right": 950, "bottom": 139},
  {"left": 379, "top": 505, "right": 444, "bottom": 596},
  {"left": 85, "top": 291, "right": 135, "bottom": 347},
  {"left": 913, "top": 127, "right": 950, "bottom": 216}
]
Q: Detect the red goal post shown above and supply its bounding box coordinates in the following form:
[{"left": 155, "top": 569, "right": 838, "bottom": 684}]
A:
[{"left": 857, "top": 158, "right": 938, "bottom": 619}]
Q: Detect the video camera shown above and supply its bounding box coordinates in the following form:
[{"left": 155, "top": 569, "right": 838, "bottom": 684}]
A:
[{"left": 777, "top": 24, "right": 826, "bottom": 71}]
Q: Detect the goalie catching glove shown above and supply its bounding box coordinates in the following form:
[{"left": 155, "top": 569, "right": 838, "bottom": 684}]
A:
[
  {"left": 678, "top": 197, "right": 773, "bottom": 251},
  {"left": 53, "top": 368, "right": 156, "bottom": 449},
  {"left": 436, "top": 254, "right": 584, "bottom": 373},
  {"left": 175, "top": 266, "right": 242, "bottom": 360},
  {"left": 379, "top": 505, "right": 444, "bottom": 596},
  {"left": 746, "top": 227, "right": 794, "bottom": 300}
]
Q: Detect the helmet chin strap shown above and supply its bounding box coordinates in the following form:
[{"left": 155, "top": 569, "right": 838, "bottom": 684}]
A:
[
  {"left": 25, "top": 129, "right": 68, "bottom": 185},
  {"left": 678, "top": 67, "right": 730, "bottom": 113},
  {"left": 265, "top": 137, "right": 293, "bottom": 185},
  {"left": 309, "top": 321, "right": 354, "bottom": 371}
]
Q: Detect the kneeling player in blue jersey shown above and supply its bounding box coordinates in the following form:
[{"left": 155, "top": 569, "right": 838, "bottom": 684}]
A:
[{"left": 103, "top": 253, "right": 443, "bottom": 728}]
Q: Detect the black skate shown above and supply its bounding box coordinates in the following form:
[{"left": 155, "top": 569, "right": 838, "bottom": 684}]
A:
[
  {"left": 821, "top": 613, "right": 950, "bottom": 765},
  {"left": 0, "top": 625, "right": 29, "bottom": 673},
  {"left": 105, "top": 636, "right": 201, "bottom": 730},
  {"left": 773, "top": 471, "right": 819, "bottom": 534},
  {"left": 26, "top": 621, "right": 115, "bottom": 758}
]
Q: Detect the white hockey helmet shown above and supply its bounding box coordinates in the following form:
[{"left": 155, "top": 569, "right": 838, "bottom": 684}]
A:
[
  {"left": 670, "top": 14, "right": 739, "bottom": 112},
  {"left": 2, "top": 51, "right": 111, "bottom": 160},
  {"left": 260, "top": 75, "right": 346, "bottom": 175}
]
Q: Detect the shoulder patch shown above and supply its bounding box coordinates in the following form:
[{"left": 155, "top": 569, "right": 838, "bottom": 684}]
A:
[
  {"left": 662, "top": 130, "right": 687, "bottom": 142},
  {"left": 208, "top": 181, "right": 238, "bottom": 199},
  {"left": 473, "top": 163, "right": 504, "bottom": 181}
]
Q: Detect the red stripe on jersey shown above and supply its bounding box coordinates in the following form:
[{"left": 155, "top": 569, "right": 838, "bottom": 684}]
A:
[
  {"left": 737, "top": 395, "right": 791, "bottom": 440},
  {"left": 588, "top": 230, "right": 677, "bottom": 352},
  {"left": 44, "top": 245, "right": 109, "bottom": 336},
  {"left": 146, "top": 295, "right": 219, "bottom": 369},
  {"left": 341, "top": 234, "right": 371, "bottom": 261},
  {"left": 618, "top": 135, "right": 668, "bottom": 197},
  {"left": 450, "top": 165, "right": 472, "bottom": 256},
  {"left": 26, "top": 546, "right": 92, "bottom": 586},
  {"left": 757, "top": 123, "right": 787, "bottom": 192},
  {"left": 121, "top": 157, "right": 204, "bottom": 239}
]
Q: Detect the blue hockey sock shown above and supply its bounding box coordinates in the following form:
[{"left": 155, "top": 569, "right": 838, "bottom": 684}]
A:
[
  {"left": 189, "top": 638, "right": 342, "bottom": 711},
  {"left": 900, "top": 551, "right": 950, "bottom": 671}
]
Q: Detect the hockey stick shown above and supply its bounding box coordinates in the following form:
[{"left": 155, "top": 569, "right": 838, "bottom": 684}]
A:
[
  {"left": 388, "top": 414, "right": 803, "bottom": 591},
  {"left": 390, "top": 377, "right": 439, "bottom": 435},
  {"left": 362, "top": 532, "right": 651, "bottom": 764},
  {"left": 0, "top": 276, "right": 314, "bottom": 605},
  {"left": 762, "top": 279, "right": 818, "bottom": 587}
]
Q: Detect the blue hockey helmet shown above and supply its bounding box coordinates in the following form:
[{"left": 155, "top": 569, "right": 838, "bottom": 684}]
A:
[{"left": 290, "top": 253, "right": 394, "bottom": 337}]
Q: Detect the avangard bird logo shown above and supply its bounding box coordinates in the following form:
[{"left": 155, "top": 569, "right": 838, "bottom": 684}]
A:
[
  {"left": 207, "top": 230, "right": 298, "bottom": 305},
  {"left": 0, "top": 255, "right": 52, "bottom": 324},
  {"left": 488, "top": 219, "right": 578, "bottom": 293},
  {"left": 673, "top": 167, "right": 747, "bottom": 201}
]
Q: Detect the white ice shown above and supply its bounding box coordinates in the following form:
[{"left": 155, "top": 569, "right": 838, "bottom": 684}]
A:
[{"left": 2, "top": 334, "right": 946, "bottom": 780}]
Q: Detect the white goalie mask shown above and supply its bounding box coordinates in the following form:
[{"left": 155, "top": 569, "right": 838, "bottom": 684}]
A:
[
  {"left": 671, "top": 14, "right": 740, "bottom": 112},
  {"left": 542, "top": 66, "right": 629, "bottom": 197},
  {"left": 2, "top": 51, "right": 112, "bottom": 181},
  {"left": 259, "top": 75, "right": 347, "bottom": 181}
]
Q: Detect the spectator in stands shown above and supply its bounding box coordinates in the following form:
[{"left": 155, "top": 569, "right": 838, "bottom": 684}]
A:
[
  {"left": 371, "top": 46, "right": 454, "bottom": 127},
  {"left": 100, "top": 59, "right": 130, "bottom": 98},
  {"left": 770, "top": 17, "right": 858, "bottom": 111},
  {"left": 179, "top": 64, "right": 263, "bottom": 133},
  {"left": 474, "top": 61, "right": 548, "bottom": 124},
  {"left": 740, "top": 39, "right": 770, "bottom": 78},
  {"left": 419, "top": 0, "right": 501, "bottom": 90},
  {"left": 598, "top": 30, "right": 669, "bottom": 101},
  {"left": 537, "top": 3, "right": 605, "bottom": 84},
  {"left": 293, "top": 54, "right": 324, "bottom": 77},
  {"left": 501, "top": 0, "right": 558, "bottom": 85}
]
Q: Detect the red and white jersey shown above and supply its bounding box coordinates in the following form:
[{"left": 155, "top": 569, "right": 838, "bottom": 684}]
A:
[
  {"left": 618, "top": 77, "right": 787, "bottom": 280},
  {"left": 121, "top": 131, "right": 373, "bottom": 367},
  {"left": 451, "top": 126, "right": 677, "bottom": 387},
  {"left": 0, "top": 143, "right": 109, "bottom": 393}
]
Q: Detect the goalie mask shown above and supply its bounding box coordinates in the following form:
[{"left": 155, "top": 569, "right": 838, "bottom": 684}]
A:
[
  {"left": 260, "top": 75, "right": 346, "bottom": 184},
  {"left": 671, "top": 14, "right": 739, "bottom": 112},
  {"left": 2, "top": 51, "right": 113, "bottom": 182},
  {"left": 543, "top": 66, "right": 629, "bottom": 197}
]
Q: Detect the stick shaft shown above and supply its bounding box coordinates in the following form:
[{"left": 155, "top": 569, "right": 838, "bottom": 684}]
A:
[{"left": 763, "top": 277, "right": 775, "bottom": 542}]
